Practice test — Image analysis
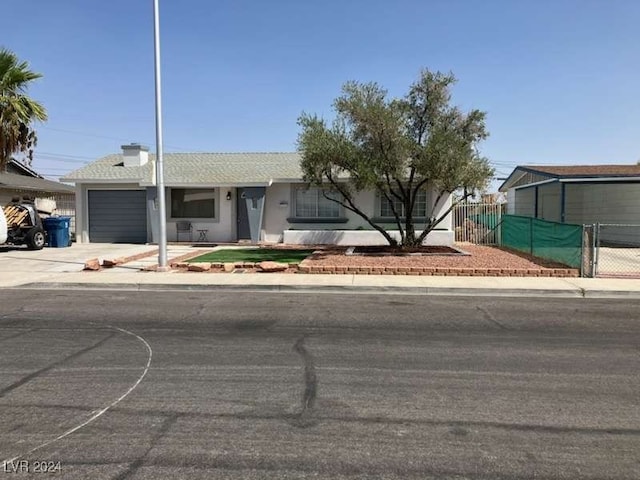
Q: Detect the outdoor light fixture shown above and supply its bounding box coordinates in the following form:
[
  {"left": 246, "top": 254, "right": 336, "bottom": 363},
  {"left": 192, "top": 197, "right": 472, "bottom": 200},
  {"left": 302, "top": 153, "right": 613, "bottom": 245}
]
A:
[{"left": 226, "top": 191, "right": 232, "bottom": 201}]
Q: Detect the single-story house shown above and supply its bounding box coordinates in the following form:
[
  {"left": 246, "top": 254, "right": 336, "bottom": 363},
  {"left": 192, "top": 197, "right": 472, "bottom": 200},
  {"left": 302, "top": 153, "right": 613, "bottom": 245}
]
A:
[
  {"left": 61, "top": 144, "right": 454, "bottom": 245},
  {"left": 499, "top": 164, "right": 640, "bottom": 245},
  {"left": 1, "top": 159, "right": 76, "bottom": 220}
]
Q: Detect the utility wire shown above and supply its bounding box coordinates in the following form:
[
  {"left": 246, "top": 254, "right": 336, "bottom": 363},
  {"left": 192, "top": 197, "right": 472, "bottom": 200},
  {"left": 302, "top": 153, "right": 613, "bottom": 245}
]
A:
[{"left": 39, "top": 126, "right": 205, "bottom": 153}]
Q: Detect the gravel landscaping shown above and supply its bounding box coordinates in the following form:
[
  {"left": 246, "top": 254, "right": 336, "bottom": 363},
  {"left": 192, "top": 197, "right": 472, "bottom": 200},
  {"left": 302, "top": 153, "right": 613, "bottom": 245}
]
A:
[
  {"left": 299, "top": 244, "right": 579, "bottom": 277},
  {"left": 167, "top": 244, "right": 579, "bottom": 277}
]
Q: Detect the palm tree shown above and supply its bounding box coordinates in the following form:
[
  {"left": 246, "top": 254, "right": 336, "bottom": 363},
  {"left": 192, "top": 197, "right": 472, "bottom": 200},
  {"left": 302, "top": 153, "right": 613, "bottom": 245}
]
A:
[{"left": 0, "top": 48, "right": 47, "bottom": 171}]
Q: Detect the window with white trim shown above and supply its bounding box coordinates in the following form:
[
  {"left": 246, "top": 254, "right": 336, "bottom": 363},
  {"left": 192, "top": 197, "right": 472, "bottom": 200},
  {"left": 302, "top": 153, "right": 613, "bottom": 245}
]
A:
[
  {"left": 171, "top": 188, "right": 216, "bottom": 218},
  {"left": 294, "top": 187, "right": 341, "bottom": 218},
  {"left": 379, "top": 189, "right": 427, "bottom": 218}
]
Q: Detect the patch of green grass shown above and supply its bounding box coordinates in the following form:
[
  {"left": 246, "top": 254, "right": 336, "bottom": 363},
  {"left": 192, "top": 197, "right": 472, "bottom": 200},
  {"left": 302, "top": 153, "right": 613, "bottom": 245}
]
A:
[{"left": 186, "top": 248, "right": 314, "bottom": 264}]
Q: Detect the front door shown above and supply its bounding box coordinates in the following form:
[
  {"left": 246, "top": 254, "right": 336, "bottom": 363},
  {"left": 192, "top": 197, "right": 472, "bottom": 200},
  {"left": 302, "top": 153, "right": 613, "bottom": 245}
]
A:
[
  {"left": 236, "top": 187, "right": 266, "bottom": 242},
  {"left": 237, "top": 188, "right": 251, "bottom": 240}
]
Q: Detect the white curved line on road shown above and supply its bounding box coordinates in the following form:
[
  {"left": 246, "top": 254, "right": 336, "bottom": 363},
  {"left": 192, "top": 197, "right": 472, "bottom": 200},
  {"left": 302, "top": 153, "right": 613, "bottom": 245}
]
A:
[{"left": 2, "top": 325, "right": 153, "bottom": 465}]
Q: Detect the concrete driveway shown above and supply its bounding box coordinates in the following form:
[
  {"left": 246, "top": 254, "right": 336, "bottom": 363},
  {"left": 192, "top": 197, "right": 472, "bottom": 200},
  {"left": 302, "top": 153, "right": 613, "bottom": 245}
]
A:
[
  {"left": 597, "top": 247, "right": 640, "bottom": 277},
  {"left": 0, "top": 243, "right": 157, "bottom": 274}
]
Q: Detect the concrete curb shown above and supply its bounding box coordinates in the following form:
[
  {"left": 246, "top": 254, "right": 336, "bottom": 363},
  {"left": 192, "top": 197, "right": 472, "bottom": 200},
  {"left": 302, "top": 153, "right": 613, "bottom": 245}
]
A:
[{"left": 14, "top": 281, "right": 604, "bottom": 298}]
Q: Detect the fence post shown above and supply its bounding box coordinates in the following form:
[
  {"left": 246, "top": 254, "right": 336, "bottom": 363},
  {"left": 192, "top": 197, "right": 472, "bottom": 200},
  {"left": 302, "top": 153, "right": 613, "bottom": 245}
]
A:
[
  {"left": 496, "top": 206, "right": 502, "bottom": 245},
  {"left": 529, "top": 217, "right": 534, "bottom": 255},
  {"left": 581, "top": 225, "right": 586, "bottom": 278},
  {"left": 591, "top": 222, "right": 600, "bottom": 278},
  {"left": 581, "top": 224, "right": 595, "bottom": 278}
]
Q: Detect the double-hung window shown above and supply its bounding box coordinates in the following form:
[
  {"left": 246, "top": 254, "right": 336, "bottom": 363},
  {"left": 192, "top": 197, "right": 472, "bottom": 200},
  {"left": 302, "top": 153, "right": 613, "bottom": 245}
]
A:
[
  {"left": 379, "top": 189, "right": 427, "bottom": 218},
  {"left": 294, "top": 187, "right": 341, "bottom": 219}
]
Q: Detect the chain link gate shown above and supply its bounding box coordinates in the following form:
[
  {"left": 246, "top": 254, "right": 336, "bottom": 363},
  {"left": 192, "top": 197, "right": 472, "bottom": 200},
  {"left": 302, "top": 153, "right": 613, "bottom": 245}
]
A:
[{"left": 589, "top": 223, "right": 640, "bottom": 278}]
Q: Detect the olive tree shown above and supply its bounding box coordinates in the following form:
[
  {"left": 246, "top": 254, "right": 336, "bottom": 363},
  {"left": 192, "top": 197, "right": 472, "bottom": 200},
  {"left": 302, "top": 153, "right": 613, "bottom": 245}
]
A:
[{"left": 297, "top": 69, "right": 493, "bottom": 247}]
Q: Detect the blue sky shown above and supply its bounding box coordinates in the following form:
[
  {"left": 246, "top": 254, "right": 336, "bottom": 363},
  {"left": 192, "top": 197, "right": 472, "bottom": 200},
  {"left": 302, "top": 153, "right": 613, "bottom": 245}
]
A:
[{"left": 5, "top": 0, "right": 640, "bottom": 188}]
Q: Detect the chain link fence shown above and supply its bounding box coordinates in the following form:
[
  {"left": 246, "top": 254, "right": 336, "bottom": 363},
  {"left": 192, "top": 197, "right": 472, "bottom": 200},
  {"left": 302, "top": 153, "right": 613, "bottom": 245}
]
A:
[
  {"left": 593, "top": 224, "right": 640, "bottom": 278},
  {"left": 499, "top": 215, "right": 583, "bottom": 270}
]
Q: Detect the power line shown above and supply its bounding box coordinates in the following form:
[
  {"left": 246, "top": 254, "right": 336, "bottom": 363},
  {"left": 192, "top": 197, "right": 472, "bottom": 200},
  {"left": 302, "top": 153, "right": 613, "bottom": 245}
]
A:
[
  {"left": 36, "top": 167, "right": 77, "bottom": 172},
  {"left": 36, "top": 158, "right": 89, "bottom": 164},
  {"left": 39, "top": 126, "right": 204, "bottom": 153},
  {"left": 37, "top": 151, "right": 95, "bottom": 160}
]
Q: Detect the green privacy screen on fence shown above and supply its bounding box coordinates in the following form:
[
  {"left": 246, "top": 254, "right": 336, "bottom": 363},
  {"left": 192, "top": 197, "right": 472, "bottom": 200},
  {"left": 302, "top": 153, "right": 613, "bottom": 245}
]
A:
[{"left": 500, "top": 215, "right": 582, "bottom": 268}]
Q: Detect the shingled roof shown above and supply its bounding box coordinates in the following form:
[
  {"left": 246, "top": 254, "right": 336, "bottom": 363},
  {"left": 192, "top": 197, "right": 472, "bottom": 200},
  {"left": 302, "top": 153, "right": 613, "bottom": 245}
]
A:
[
  {"left": 522, "top": 165, "right": 640, "bottom": 177},
  {"left": 0, "top": 171, "right": 75, "bottom": 194},
  {"left": 62, "top": 152, "right": 305, "bottom": 185},
  {"left": 499, "top": 164, "right": 640, "bottom": 192}
]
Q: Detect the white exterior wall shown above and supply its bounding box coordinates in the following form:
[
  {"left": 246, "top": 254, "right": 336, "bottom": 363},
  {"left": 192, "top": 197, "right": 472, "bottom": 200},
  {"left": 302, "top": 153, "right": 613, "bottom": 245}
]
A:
[
  {"left": 75, "top": 181, "right": 456, "bottom": 245},
  {"left": 267, "top": 182, "right": 453, "bottom": 245},
  {"left": 431, "top": 192, "right": 453, "bottom": 231},
  {"left": 283, "top": 230, "right": 454, "bottom": 245},
  {"left": 565, "top": 183, "right": 640, "bottom": 225},
  {"left": 262, "top": 183, "right": 291, "bottom": 243}
]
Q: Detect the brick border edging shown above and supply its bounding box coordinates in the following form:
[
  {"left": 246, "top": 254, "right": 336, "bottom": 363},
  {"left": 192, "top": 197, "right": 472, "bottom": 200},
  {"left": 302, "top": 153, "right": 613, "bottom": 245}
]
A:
[
  {"left": 84, "top": 248, "right": 160, "bottom": 271},
  {"left": 297, "top": 261, "right": 579, "bottom": 277}
]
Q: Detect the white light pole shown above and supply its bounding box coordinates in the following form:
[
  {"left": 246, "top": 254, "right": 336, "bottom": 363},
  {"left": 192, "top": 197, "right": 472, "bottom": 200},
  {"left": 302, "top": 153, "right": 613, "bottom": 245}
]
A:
[{"left": 153, "top": 0, "right": 168, "bottom": 270}]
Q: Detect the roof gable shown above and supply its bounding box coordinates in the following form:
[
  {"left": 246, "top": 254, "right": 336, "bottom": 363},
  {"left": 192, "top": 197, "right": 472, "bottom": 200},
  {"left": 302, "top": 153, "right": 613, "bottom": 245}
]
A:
[{"left": 5, "top": 159, "right": 43, "bottom": 178}]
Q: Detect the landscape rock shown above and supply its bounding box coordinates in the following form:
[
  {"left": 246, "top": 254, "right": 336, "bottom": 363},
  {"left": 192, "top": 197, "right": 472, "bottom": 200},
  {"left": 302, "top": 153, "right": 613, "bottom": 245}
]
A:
[
  {"left": 257, "top": 261, "right": 288, "bottom": 272},
  {"left": 188, "top": 262, "right": 211, "bottom": 272},
  {"left": 83, "top": 258, "right": 101, "bottom": 271},
  {"left": 223, "top": 263, "right": 235, "bottom": 272},
  {"left": 102, "top": 257, "right": 125, "bottom": 268}
]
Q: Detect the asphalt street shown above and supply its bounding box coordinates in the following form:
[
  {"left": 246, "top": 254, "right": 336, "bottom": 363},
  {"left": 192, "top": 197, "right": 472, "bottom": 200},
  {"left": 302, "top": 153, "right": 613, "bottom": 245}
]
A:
[{"left": 0, "top": 290, "right": 638, "bottom": 479}]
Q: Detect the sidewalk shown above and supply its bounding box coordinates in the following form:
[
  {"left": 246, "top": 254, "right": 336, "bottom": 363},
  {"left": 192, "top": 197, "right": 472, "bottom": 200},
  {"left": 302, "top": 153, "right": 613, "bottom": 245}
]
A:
[
  {"left": 4, "top": 269, "right": 640, "bottom": 298},
  {"left": 2, "top": 243, "right": 638, "bottom": 298}
]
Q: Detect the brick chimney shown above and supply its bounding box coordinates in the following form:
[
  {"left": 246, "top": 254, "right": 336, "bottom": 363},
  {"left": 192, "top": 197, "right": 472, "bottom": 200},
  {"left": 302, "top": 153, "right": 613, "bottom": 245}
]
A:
[{"left": 121, "top": 143, "right": 149, "bottom": 167}]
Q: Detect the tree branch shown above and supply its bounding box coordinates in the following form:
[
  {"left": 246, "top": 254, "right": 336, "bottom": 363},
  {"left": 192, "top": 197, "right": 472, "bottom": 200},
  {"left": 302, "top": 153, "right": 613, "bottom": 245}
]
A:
[
  {"left": 322, "top": 174, "right": 398, "bottom": 246},
  {"left": 416, "top": 190, "right": 472, "bottom": 244}
]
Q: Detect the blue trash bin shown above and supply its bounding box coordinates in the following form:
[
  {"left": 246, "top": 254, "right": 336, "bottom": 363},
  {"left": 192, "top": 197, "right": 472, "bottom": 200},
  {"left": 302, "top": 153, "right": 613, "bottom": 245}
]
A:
[{"left": 43, "top": 216, "right": 71, "bottom": 248}]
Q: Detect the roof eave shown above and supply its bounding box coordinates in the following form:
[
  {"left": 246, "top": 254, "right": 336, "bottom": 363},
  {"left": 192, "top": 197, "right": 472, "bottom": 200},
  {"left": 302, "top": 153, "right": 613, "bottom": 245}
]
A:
[
  {"left": 560, "top": 176, "right": 640, "bottom": 182},
  {"left": 60, "top": 178, "right": 145, "bottom": 184}
]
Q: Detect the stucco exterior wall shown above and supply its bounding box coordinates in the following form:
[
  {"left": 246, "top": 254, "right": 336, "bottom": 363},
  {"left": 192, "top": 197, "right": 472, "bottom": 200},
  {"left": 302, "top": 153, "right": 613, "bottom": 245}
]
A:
[
  {"left": 283, "top": 230, "right": 454, "bottom": 246},
  {"left": 75, "top": 181, "right": 455, "bottom": 245},
  {"left": 262, "top": 183, "right": 291, "bottom": 243},
  {"left": 264, "top": 183, "right": 453, "bottom": 244}
]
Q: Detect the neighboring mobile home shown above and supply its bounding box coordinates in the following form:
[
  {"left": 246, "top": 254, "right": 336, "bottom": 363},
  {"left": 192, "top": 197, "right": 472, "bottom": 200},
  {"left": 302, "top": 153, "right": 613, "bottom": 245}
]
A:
[
  {"left": 499, "top": 164, "right": 640, "bottom": 245},
  {"left": 62, "top": 144, "right": 454, "bottom": 245}
]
